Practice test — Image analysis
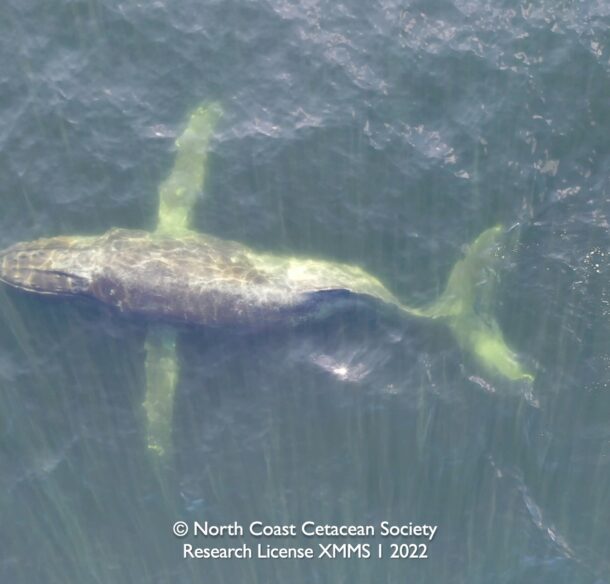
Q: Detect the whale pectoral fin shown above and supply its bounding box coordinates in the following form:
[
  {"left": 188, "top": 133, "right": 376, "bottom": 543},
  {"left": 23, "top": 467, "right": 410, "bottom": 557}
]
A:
[
  {"left": 143, "top": 326, "right": 179, "bottom": 458},
  {"left": 157, "top": 102, "right": 223, "bottom": 235}
]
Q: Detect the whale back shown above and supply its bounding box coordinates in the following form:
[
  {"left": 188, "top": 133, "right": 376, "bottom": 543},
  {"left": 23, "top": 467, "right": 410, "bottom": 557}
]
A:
[
  {"left": 86, "top": 229, "right": 292, "bottom": 325},
  {"left": 0, "top": 227, "right": 398, "bottom": 327},
  {"left": 94, "top": 229, "right": 405, "bottom": 326}
]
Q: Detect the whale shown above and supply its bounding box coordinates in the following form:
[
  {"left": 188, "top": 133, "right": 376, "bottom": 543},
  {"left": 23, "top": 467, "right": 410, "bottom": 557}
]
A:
[
  {"left": 0, "top": 103, "right": 533, "bottom": 458},
  {"left": 0, "top": 227, "right": 426, "bottom": 327}
]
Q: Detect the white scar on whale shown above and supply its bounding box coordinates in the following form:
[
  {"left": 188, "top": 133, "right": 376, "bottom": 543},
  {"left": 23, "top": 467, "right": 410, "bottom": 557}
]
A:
[{"left": 0, "top": 103, "right": 534, "bottom": 458}]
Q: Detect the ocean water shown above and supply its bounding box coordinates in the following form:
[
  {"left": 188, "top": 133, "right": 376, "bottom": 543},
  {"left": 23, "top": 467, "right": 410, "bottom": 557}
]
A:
[{"left": 1, "top": 1, "right": 610, "bottom": 582}]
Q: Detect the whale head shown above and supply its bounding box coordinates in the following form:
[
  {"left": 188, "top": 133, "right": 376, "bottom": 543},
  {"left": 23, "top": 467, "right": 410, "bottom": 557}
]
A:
[{"left": 0, "top": 235, "right": 99, "bottom": 296}]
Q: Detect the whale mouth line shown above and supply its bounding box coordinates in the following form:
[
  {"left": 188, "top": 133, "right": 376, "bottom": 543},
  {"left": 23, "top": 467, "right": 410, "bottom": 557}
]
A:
[{"left": 0, "top": 265, "right": 91, "bottom": 295}]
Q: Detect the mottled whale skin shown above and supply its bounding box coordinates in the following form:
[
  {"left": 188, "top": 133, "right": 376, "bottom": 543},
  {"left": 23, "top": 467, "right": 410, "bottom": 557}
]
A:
[{"left": 0, "top": 227, "right": 404, "bottom": 327}]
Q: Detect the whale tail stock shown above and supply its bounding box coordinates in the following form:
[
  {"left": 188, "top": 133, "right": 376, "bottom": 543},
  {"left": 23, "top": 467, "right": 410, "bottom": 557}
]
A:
[{"left": 414, "top": 225, "right": 534, "bottom": 382}]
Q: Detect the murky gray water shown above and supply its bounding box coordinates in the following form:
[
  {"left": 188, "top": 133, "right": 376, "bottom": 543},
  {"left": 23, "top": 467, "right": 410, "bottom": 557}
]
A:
[{"left": 1, "top": 1, "right": 610, "bottom": 582}]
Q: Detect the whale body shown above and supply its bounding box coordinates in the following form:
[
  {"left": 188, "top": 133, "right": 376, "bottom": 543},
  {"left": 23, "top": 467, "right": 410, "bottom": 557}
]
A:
[{"left": 0, "top": 228, "right": 409, "bottom": 327}]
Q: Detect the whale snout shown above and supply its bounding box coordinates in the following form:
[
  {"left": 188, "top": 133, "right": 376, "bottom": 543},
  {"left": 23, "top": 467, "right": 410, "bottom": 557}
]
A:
[{"left": 0, "top": 237, "right": 93, "bottom": 296}]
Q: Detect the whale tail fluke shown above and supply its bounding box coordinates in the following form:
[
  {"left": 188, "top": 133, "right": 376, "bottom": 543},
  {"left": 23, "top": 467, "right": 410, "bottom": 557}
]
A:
[
  {"left": 421, "top": 225, "right": 534, "bottom": 382},
  {"left": 421, "top": 225, "right": 503, "bottom": 319}
]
